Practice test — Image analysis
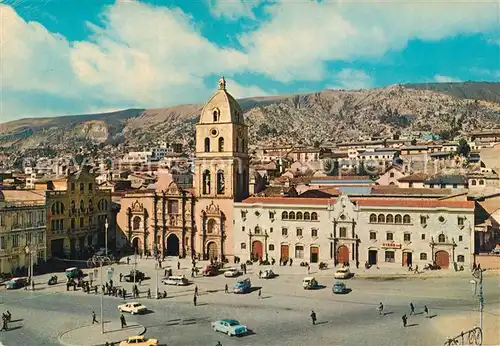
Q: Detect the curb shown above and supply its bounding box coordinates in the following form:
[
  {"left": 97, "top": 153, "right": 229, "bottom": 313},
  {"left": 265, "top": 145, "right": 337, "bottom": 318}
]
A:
[{"left": 58, "top": 323, "right": 146, "bottom": 346}]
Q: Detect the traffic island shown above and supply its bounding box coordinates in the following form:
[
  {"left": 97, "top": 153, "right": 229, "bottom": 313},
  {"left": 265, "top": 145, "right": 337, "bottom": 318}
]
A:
[{"left": 58, "top": 321, "right": 146, "bottom": 346}]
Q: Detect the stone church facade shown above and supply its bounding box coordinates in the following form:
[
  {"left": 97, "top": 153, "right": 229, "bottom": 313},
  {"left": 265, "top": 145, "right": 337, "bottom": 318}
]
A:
[{"left": 116, "top": 77, "right": 249, "bottom": 260}]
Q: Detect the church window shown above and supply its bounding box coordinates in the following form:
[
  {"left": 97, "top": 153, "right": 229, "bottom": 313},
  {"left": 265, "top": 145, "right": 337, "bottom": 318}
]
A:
[
  {"left": 80, "top": 200, "right": 85, "bottom": 211},
  {"left": 377, "top": 214, "right": 385, "bottom": 223},
  {"left": 133, "top": 216, "right": 141, "bottom": 230},
  {"left": 304, "top": 212, "right": 310, "bottom": 220},
  {"left": 218, "top": 137, "right": 224, "bottom": 152},
  {"left": 311, "top": 212, "right": 318, "bottom": 221},
  {"left": 204, "top": 138, "right": 210, "bottom": 152},
  {"left": 207, "top": 219, "right": 216, "bottom": 233},
  {"left": 296, "top": 212, "right": 303, "bottom": 220},
  {"left": 203, "top": 170, "right": 211, "bottom": 194},
  {"left": 216, "top": 170, "right": 225, "bottom": 194},
  {"left": 282, "top": 211, "right": 288, "bottom": 220},
  {"left": 386, "top": 214, "right": 394, "bottom": 223},
  {"left": 213, "top": 109, "right": 219, "bottom": 122}
]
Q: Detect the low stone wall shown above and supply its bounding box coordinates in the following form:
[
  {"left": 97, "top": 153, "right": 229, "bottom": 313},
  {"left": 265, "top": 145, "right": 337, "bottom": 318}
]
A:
[{"left": 474, "top": 253, "right": 500, "bottom": 269}]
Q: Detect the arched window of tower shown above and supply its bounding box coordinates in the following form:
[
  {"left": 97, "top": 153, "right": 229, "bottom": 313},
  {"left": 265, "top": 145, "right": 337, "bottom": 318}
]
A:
[
  {"left": 203, "top": 170, "right": 211, "bottom": 194},
  {"left": 217, "top": 170, "right": 225, "bottom": 194},
  {"left": 213, "top": 109, "right": 219, "bottom": 122},
  {"left": 204, "top": 137, "right": 210, "bottom": 152},
  {"left": 218, "top": 137, "right": 224, "bottom": 152}
]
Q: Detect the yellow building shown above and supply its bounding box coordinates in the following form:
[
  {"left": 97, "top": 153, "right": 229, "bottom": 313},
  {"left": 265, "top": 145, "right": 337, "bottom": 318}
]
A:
[
  {"left": 41, "top": 166, "right": 112, "bottom": 258},
  {"left": 0, "top": 190, "right": 46, "bottom": 276},
  {"left": 116, "top": 77, "right": 249, "bottom": 260}
]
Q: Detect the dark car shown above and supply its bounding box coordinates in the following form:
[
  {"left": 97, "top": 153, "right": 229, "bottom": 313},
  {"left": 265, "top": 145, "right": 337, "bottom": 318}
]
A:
[
  {"left": 124, "top": 270, "right": 146, "bottom": 282},
  {"left": 6, "top": 277, "right": 27, "bottom": 290}
]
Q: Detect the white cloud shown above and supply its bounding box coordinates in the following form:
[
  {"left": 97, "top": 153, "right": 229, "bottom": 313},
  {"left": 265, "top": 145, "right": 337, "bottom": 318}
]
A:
[
  {"left": 328, "top": 69, "right": 373, "bottom": 90},
  {"left": 208, "top": 0, "right": 265, "bottom": 20},
  {"left": 434, "top": 75, "right": 462, "bottom": 83},
  {"left": 0, "top": 2, "right": 262, "bottom": 122},
  {"left": 239, "top": 0, "right": 499, "bottom": 82}
]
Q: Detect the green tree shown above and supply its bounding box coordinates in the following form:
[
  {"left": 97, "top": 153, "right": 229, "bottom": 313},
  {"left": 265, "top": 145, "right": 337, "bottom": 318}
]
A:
[{"left": 456, "top": 138, "right": 471, "bottom": 157}]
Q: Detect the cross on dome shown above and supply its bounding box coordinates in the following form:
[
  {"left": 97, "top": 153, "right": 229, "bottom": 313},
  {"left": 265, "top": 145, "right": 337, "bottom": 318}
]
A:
[{"left": 218, "top": 76, "right": 226, "bottom": 90}]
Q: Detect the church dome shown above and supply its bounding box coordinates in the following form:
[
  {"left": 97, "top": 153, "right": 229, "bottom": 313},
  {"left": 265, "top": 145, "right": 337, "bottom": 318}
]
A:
[{"left": 198, "top": 76, "right": 244, "bottom": 125}]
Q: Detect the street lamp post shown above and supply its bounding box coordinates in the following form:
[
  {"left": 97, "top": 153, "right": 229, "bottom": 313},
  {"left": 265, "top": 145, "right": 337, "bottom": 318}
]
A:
[
  {"left": 98, "top": 255, "right": 112, "bottom": 335},
  {"left": 24, "top": 244, "right": 37, "bottom": 288},
  {"left": 471, "top": 268, "right": 485, "bottom": 333},
  {"left": 105, "top": 218, "right": 108, "bottom": 257}
]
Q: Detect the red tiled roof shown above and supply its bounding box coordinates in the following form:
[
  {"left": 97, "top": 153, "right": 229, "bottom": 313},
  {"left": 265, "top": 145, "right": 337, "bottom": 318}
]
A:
[
  {"left": 397, "top": 173, "right": 429, "bottom": 182},
  {"left": 240, "top": 196, "right": 474, "bottom": 209},
  {"left": 355, "top": 198, "right": 473, "bottom": 209}
]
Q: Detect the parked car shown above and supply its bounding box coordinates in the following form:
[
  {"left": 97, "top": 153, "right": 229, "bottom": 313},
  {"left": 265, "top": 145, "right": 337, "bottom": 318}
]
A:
[
  {"left": 334, "top": 268, "right": 352, "bottom": 279},
  {"left": 332, "top": 281, "right": 349, "bottom": 294},
  {"left": 5, "top": 277, "right": 27, "bottom": 290},
  {"left": 118, "top": 302, "right": 147, "bottom": 315},
  {"left": 211, "top": 319, "right": 248, "bottom": 336},
  {"left": 233, "top": 278, "right": 251, "bottom": 293},
  {"left": 162, "top": 275, "right": 189, "bottom": 286},
  {"left": 302, "top": 277, "right": 320, "bottom": 290},
  {"left": 124, "top": 270, "right": 146, "bottom": 282},
  {"left": 203, "top": 264, "right": 219, "bottom": 276},
  {"left": 259, "top": 269, "right": 276, "bottom": 279},
  {"left": 224, "top": 268, "right": 242, "bottom": 278},
  {"left": 119, "top": 336, "right": 158, "bottom": 346},
  {"left": 65, "top": 267, "right": 84, "bottom": 280}
]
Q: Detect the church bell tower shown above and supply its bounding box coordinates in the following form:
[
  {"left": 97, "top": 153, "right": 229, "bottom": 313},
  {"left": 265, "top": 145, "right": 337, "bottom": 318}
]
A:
[{"left": 194, "top": 77, "right": 249, "bottom": 201}]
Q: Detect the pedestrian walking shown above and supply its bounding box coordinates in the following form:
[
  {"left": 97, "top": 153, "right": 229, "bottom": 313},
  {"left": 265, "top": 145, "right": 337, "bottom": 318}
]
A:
[
  {"left": 127, "top": 257, "right": 130, "bottom": 265},
  {"left": 119, "top": 273, "right": 123, "bottom": 282},
  {"left": 224, "top": 284, "right": 228, "bottom": 293},
  {"left": 216, "top": 342, "right": 222, "bottom": 346},
  {"left": 258, "top": 288, "right": 262, "bottom": 299},
  {"left": 193, "top": 294, "right": 197, "bottom": 306},
  {"left": 147, "top": 288, "right": 151, "bottom": 299},
  {"left": 120, "top": 314, "right": 127, "bottom": 328},
  {"left": 402, "top": 314, "right": 407, "bottom": 327},
  {"left": 195, "top": 285, "right": 198, "bottom": 296},
  {"left": 177, "top": 261, "right": 180, "bottom": 270},
  {"left": 92, "top": 311, "right": 98, "bottom": 324},
  {"left": 94, "top": 285, "right": 98, "bottom": 294},
  {"left": 409, "top": 302, "right": 415, "bottom": 315},
  {"left": 307, "top": 265, "right": 310, "bottom": 274},
  {"left": 378, "top": 302, "right": 384, "bottom": 316},
  {"left": 32, "top": 280, "right": 35, "bottom": 291},
  {"left": 0, "top": 316, "right": 7, "bottom": 332},
  {"left": 424, "top": 305, "right": 429, "bottom": 318},
  {"left": 289, "top": 258, "right": 293, "bottom": 266},
  {"left": 310, "top": 310, "right": 317, "bottom": 325}
]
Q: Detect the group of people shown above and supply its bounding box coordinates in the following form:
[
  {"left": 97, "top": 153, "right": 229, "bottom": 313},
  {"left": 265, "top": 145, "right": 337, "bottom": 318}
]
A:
[{"left": 377, "top": 301, "right": 431, "bottom": 327}]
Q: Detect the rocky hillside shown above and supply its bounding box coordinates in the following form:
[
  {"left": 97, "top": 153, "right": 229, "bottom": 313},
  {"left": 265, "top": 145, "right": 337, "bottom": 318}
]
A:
[{"left": 0, "top": 82, "right": 499, "bottom": 150}]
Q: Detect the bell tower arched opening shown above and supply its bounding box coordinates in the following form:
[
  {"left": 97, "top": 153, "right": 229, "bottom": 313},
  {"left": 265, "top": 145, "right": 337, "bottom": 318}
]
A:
[
  {"left": 203, "top": 170, "right": 211, "bottom": 194},
  {"left": 216, "top": 170, "right": 225, "bottom": 194}
]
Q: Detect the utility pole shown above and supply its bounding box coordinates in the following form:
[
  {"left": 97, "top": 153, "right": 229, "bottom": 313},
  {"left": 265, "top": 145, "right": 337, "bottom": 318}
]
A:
[
  {"left": 105, "top": 218, "right": 108, "bottom": 257},
  {"left": 479, "top": 269, "right": 484, "bottom": 332},
  {"left": 155, "top": 262, "right": 159, "bottom": 299},
  {"left": 133, "top": 248, "right": 137, "bottom": 284},
  {"left": 100, "top": 259, "right": 104, "bottom": 334}
]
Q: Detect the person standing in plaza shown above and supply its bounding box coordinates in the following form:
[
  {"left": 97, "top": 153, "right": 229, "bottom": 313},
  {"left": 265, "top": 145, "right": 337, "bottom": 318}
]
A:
[
  {"left": 195, "top": 285, "right": 198, "bottom": 296},
  {"left": 0, "top": 315, "right": 8, "bottom": 332},
  {"left": 119, "top": 273, "right": 123, "bottom": 282},
  {"left": 378, "top": 302, "right": 384, "bottom": 316},
  {"left": 310, "top": 310, "right": 317, "bottom": 325},
  {"left": 193, "top": 294, "right": 197, "bottom": 306},
  {"left": 120, "top": 314, "right": 127, "bottom": 328},
  {"left": 409, "top": 302, "right": 415, "bottom": 315},
  {"left": 424, "top": 305, "right": 429, "bottom": 318},
  {"left": 258, "top": 288, "right": 262, "bottom": 299},
  {"left": 224, "top": 284, "right": 228, "bottom": 293},
  {"left": 402, "top": 314, "right": 407, "bottom": 327},
  {"left": 147, "top": 288, "right": 151, "bottom": 299},
  {"left": 177, "top": 261, "right": 180, "bottom": 270},
  {"left": 307, "top": 264, "right": 310, "bottom": 274},
  {"left": 92, "top": 310, "right": 98, "bottom": 324}
]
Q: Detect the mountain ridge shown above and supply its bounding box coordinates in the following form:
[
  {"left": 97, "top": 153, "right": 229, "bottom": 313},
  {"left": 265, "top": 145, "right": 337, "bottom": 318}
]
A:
[{"left": 1, "top": 82, "right": 499, "bottom": 150}]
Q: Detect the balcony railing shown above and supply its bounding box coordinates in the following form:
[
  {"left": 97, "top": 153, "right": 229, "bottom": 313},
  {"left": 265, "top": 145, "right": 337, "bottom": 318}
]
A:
[{"left": 443, "top": 327, "right": 482, "bottom": 346}]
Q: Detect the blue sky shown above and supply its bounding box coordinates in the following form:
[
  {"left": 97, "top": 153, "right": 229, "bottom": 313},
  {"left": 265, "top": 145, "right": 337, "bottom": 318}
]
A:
[{"left": 1, "top": 0, "right": 499, "bottom": 123}]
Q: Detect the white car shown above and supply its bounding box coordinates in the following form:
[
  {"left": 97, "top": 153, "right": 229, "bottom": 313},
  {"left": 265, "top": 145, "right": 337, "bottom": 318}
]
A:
[
  {"left": 211, "top": 319, "right": 248, "bottom": 336},
  {"left": 224, "top": 268, "right": 242, "bottom": 278},
  {"left": 162, "top": 275, "right": 189, "bottom": 286},
  {"left": 334, "top": 268, "right": 352, "bottom": 279},
  {"left": 118, "top": 302, "right": 147, "bottom": 315},
  {"left": 259, "top": 269, "right": 276, "bottom": 279}
]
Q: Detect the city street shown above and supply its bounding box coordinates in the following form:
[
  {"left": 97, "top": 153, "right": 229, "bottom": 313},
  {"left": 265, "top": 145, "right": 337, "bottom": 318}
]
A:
[{"left": 0, "top": 257, "right": 499, "bottom": 346}]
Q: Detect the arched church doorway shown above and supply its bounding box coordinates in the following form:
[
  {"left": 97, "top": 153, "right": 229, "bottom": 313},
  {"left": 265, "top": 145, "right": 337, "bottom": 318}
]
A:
[
  {"left": 166, "top": 234, "right": 180, "bottom": 257},
  {"left": 252, "top": 240, "right": 263, "bottom": 260},
  {"left": 207, "top": 241, "right": 218, "bottom": 260},
  {"left": 132, "top": 237, "right": 141, "bottom": 252}
]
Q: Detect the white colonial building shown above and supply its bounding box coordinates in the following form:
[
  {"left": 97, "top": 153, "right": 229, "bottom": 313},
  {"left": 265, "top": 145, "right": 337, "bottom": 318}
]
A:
[{"left": 233, "top": 195, "right": 475, "bottom": 270}]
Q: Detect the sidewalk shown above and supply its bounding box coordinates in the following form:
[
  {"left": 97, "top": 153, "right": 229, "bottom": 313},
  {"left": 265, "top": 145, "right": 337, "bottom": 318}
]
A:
[{"left": 58, "top": 320, "right": 146, "bottom": 346}]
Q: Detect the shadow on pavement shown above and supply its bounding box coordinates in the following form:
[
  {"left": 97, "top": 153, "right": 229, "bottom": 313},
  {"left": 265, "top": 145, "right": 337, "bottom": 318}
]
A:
[
  {"left": 246, "top": 287, "right": 262, "bottom": 294},
  {"left": 406, "top": 323, "right": 418, "bottom": 327},
  {"left": 10, "top": 319, "right": 23, "bottom": 322},
  {"left": 316, "top": 321, "right": 329, "bottom": 325},
  {"left": 196, "top": 303, "right": 208, "bottom": 306},
  {"left": 429, "top": 314, "right": 438, "bottom": 319},
  {"left": 384, "top": 312, "right": 394, "bottom": 316},
  {"left": 6, "top": 326, "right": 23, "bottom": 331}
]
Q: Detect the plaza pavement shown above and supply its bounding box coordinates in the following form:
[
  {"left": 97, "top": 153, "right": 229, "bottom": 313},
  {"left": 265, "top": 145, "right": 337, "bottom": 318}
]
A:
[
  {"left": 0, "top": 256, "right": 498, "bottom": 345},
  {"left": 58, "top": 321, "right": 146, "bottom": 346}
]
